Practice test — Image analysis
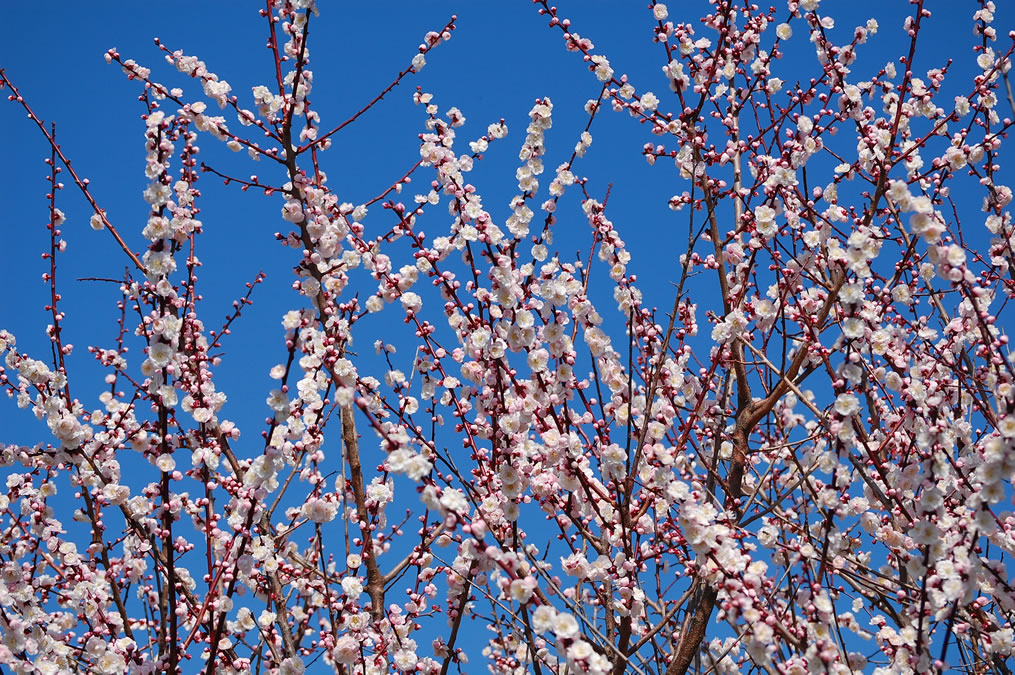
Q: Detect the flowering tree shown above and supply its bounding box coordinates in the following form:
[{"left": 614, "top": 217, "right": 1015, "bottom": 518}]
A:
[{"left": 2, "top": 1, "right": 1015, "bottom": 673}]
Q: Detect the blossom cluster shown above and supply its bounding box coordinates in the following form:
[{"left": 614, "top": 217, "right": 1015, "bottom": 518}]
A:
[{"left": 1, "top": 1, "right": 1014, "bottom": 674}]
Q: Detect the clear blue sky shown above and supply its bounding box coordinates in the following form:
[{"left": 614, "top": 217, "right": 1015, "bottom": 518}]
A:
[
  {"left": 2, "top": 2, "right": 1013, "bottom": 672},
  {"left": 2, "top": 3, "right": 681, "bottom": 443},
  {"left": 4, "top": 1, "right": 1009, "bottom": 448}
]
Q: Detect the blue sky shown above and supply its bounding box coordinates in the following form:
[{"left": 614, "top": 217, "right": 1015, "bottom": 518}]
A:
[
  {"left": 2, "top": 2, "right": 1013, "bottom": 672},
  {"left": 4, "top": 1, "right": 1010, "bottom": 449},
  {"left": 2, "top": 4, "right": 666, "bottom": 441}
]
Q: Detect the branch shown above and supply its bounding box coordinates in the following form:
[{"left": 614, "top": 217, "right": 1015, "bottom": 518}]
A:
[
  {"left": 0, "top": 70, "right": 148, "bottom": 275},
  {"left": 342, "top": 404, "right": 386, "bottom": 622}
]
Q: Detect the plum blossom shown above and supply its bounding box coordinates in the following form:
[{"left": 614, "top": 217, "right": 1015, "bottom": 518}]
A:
[{"left": 0, "top": 4, "right": 1011, "bottom": 675}]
